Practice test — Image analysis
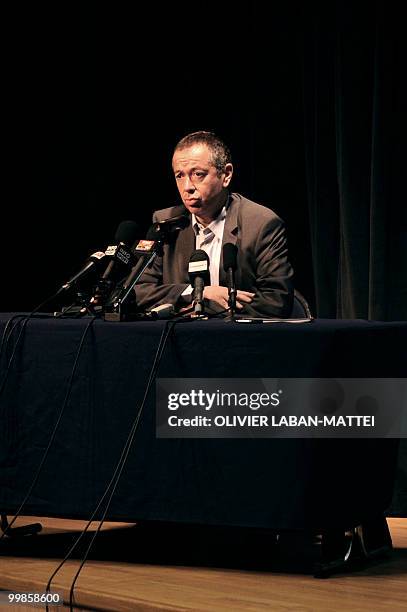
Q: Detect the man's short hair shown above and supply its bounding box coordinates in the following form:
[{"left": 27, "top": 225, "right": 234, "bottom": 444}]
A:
[{"left": 174, "top": 131, "right": 232, "bottom": 175}]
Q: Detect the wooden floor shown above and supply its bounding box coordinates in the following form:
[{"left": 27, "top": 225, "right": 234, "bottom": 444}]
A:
[{"left": 0, "top": 517, "right": 406, "bottom": 611}]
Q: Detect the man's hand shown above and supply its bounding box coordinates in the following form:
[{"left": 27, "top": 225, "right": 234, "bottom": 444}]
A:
[{"left": 203, "top": 286, "right": 255, "bottom": 310}]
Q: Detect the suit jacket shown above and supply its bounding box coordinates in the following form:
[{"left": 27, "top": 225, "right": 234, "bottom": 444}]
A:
[{"left": 135, "top": 192, "right": 294, "bottom": 317}]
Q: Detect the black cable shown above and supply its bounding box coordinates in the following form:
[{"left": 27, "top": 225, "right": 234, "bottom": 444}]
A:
[
  {"left": 0, "top": 288, "right": 64, "bottom": 402},
  {"left": 44, "top": 319, "right": 176, "bottom": 610},
  {"left": 178, "top": 307, "right": 230, "bottom": 320},
  {"left": 0, "top": 317, "right": 32, "bottom": 402},
  {"left": 0, "top": 314, "right": 27, "bottom": 362},
  {"left": 46, "top": 312, "right": 225, "bottom": 609},
  {"left": 65, "top": 313, "right": 228, "bottom": 605},
  {"left": 66, "top": 320, "right": 175, "bottom": 610},
  {"left": 174, "top": 301, "right": 230, "bottom": 321},
  {"left": 0, "top": 316, "right": 96, "bottom": 541},
  {"left": 0, "top": 315, "right": 29, "bottom": 396},
  {"left": 31, "top": 288, "right": 65, "bottom": 316}
]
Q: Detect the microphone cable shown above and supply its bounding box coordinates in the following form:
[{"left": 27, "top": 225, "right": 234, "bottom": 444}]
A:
[
  {"left": 0, "top": 315, "right": 96, "bottom": 541},
  {"left": 179, "top": 305, "right": 231, "bottom": 320},
  {"left": 44, "top": 318, "right": 178, "bottom": 610},
  {"left": 0, "top": 288, "right": 65, "bottom": 402},
  {"left": 0, "top": 314, "right": 28, "bottom": 368},
  {"left": 63, "top": 311, "right": 229, "bottom": 609}
]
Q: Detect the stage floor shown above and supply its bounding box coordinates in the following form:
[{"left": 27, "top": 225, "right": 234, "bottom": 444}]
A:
[{"left": 0, "top": 517, "right": 406, "bottom": 611}]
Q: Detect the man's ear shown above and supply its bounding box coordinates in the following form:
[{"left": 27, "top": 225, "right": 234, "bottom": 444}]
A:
[{"left": 222, "top": 163, "right": 233, "bottom": 187}]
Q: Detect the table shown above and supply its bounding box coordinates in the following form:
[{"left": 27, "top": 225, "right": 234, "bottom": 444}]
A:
[{"left": 0, "top": 315, "right": 406, "bottom": 531}]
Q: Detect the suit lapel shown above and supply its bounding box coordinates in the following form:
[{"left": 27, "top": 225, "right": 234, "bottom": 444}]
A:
[
  {"left": 219, "top": 194, "right": 239, "bottom": 286},
  {"left": 170, "top": 195, "right": 241, "bottom": 286},
  {"left": 175, "top": 221, "right": 195, "bottom": 283}
]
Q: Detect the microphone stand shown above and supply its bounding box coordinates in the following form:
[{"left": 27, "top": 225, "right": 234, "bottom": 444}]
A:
[
  {"left": 192, "top": 277, "right": 205, "bottom": 317},
  {"left": 228, "top": 286, "right": 237, "bottom": 315},
  {"left": 54, "top": 291, "right": 101, "bottom": 318},
  {"left": 225, "top": 268, "right": 237, "bottom": 321},
  {"left": 104, "top": 252, "right": 157, "bottom": 321}
]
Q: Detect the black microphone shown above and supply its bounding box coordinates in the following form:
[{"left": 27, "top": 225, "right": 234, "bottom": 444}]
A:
[
  {"left": 152, "top": 214, "right": 190, "bottom": 236},
  {"left": 106, "top": 225, "right": 162, "bottom": 310},
  {"left": 188, "top": 250, "right": 210, "bottom": 315},
  {"left": 61, "top": 251, "right": 108, "bottom": 291},
  {"left": 223, "top": 243, "right": 238, "bottom": 313},
  {"left": 145, "top": 303, "right": 175, "bottom": 319},
  {"left": 94, "top": 220, "right": 139, "bottom": 303}
]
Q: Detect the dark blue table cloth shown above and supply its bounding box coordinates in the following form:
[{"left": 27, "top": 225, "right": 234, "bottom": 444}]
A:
[{"left": 0, "top": 315, "right": 406, "bottom": 528}]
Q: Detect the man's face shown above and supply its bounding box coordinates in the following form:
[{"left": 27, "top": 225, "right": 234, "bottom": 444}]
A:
[{"left": 172, "top": 143, "right": 233, "bottom": 224}]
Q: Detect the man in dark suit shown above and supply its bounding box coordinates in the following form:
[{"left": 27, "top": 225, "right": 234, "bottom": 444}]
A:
[{"left": 135, "top": 131, "right": 294, "bottom": 317}]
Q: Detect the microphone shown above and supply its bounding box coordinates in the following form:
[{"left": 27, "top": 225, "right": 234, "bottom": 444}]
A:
[
  {"left": 101, "top": 220, "right": 139, "bottom": 282},
  {"left": 188, "top": 250, "right": 210, "bottom": 315},
  {"left": 104, "top": 221, "right": 191, "bottom": 321},
  {"left": 223, "top": 243, "right": 238, "bottom": 313},
  {"left": 105, "top": 225, "right": 162, "bottom": 313},
  {"left": 132, "top": 225, "right": 163, "bottom": 257},
  {"left": 61, "top": 221, "right": 139, "bottom": 295},
  {"left": 95, "top": 220, "right": 139, "bottom": 302},
  {"left": 145, "top": 303, "right": 175, "bottom": 319},
  {"left": 152, "top": 214, "right": 189, "bottom": 236},
  {"left": 61, "top": 251, "right": 108, "bottom": 291}
]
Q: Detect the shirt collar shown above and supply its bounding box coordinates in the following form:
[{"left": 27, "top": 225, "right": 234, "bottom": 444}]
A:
[{"left": 192, "top": 205, "right": 227, "bottom": 240}]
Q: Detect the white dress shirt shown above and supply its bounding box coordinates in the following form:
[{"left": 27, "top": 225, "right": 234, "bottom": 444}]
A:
[{"left": 182, "top": 206, "right": 227, "bottom": 295}]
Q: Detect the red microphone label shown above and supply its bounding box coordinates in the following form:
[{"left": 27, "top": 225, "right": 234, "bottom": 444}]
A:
[{"left": 135, "top": 240, "right": 156, "bottom": 252}]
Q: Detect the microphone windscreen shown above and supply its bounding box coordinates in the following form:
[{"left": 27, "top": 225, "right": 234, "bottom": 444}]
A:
[
  {"left": 223, "top": 243, "right": 238, "bottom": 271},
  {"left": 114, "top": 220, "right": 139, "bottom": 245},
  {"left": 188, "top": 250, "right": 210, "bottom": 284},
  {"left": 149, "top": 303, "right": 175, "bottom": 319},
  {"left": 146, "top": 225, "right": 159, "bottom": 241},
  {"left": 189, "top": 249, "right": 209, "bottom": 264},
  {"left": 161, "top": 214, "right": 190, "bottom": 230}
]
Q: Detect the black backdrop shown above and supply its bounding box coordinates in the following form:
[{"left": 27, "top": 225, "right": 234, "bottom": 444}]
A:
[{"left": 2, "top": 1, "right": 406, "bottom": 319}]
